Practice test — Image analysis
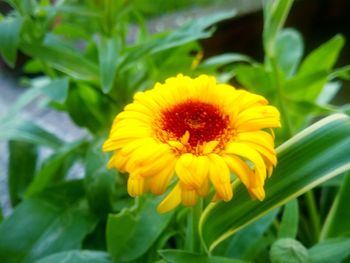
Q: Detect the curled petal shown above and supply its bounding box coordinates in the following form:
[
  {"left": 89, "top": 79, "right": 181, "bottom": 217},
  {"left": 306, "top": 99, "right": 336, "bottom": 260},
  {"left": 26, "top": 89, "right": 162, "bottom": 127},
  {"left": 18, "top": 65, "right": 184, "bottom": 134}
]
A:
[{"left": 157, "top": 183, "right": 181, "bottom": 213}]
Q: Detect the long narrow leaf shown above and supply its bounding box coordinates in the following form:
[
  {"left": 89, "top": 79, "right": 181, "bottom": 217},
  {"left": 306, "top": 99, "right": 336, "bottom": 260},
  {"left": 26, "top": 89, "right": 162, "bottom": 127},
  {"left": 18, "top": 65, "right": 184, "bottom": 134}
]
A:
[
  {"left": 321, "top": 172, "right": 350, "bottom": 239},
  {"left": 200, "top": 114, "right": 350, "bottom": 251}
]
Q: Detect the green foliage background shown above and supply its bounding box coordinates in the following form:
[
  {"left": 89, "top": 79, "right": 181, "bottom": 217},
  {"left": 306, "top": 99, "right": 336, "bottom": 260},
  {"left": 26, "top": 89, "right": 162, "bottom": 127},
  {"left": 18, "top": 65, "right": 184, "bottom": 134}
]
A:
[{"left": 1, "top": 0, "right": 350, "bottom": 262}]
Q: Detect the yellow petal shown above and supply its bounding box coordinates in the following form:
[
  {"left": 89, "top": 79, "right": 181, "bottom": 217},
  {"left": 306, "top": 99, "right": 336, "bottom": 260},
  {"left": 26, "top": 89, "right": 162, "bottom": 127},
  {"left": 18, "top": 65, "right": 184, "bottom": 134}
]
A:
[
  {"left": 223, "top": 155, "right": 260, "bottom": 188},
  {"left": 139, "top": 151, "right": 175, "bottom": 177},
  {"left": 197, "top": 177, "right": 210, "bottom": 197},
  {"left": 225, "top": 142, "right": 267, "bottom": 181},
  {"left": 202, "top": 140, "right": 219, "bottom": 154},
  {"left": 244, "top": 142, "right": 277, "bottom": 166},
  {"left": 208, "top": 154, "right": 233, "bottom": 201},
  {"left": 175, "top": 153, "right": 199, "bottom": 188},
  {"left": 235, "top": 105, "right": 281, "bottom": 131},
  {"left": 249, "top": 186, "right": 265, "bottom": 201},
  {"left": 148, "top": 160, "right": 176, "bottom": 195},
  {"left": 236, "top": 131, "right": 274, "bottom": 148},
  {"left": 127, "top": 174, "right": 147, "bottom": 197},
  {"left": 181, "top": 185, "right": 198, "bottom": 207},
  {"left": 157, "top": 183, "right": 181, "bottom": 213}
]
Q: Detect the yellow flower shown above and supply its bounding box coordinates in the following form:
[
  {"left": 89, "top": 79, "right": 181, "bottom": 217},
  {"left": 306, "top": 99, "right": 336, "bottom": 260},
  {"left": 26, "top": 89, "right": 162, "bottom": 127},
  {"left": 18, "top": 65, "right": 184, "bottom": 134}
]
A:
[{"left": 103, "top": 74, "right": 281, "bottom": 213}]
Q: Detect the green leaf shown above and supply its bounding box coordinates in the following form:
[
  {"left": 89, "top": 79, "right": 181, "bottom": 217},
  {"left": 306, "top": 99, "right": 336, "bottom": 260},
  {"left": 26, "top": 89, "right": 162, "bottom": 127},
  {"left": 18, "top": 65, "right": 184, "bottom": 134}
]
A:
[
  {"left": 159, "top": 250, "right": 247, "bottom": 263},
  {"left": 200, "top": 114, "right": 350, "bottom": 251},
  {"left": 0, "top": 180, "right": 97, "bottom": 263},
  {"left": 263, "top": 0, "right": 294, "bottom": 56},
  {"left": 283, "top": 70, "right": 328, "bottom": 100},
  {"left": 152, "top": 11, "right": 236, "bottom": 53},
  {"left": 85, "top": 140, "right": 115, "bottom": 218},
  {"left": 199, "top": 53, "right": 254, "bottom": 69},
  {"left": 270, "top": 238, "right": 309, "bottom": 263},
  {"left": 66, "top": 83, "right": 116, "bottom": 134},
  {"left": 0, "top": 16, "right": 23, "bottom": 67},
  {"left": 321, "top": 172, "right": 350, "bottom": 239},
  {"left": 8, "top": 141, "right": 37, "bottom": 206},
  {"left": 41, "top": 77, "right": 70, "bottom": 103},
  {"left": 0, "top": 118, "right": 63, "bottom": 149},
  {"left": 35, "top": 250, "right": 113, "bottom": 263},
  {"left": 20, "top": 43, "right": 99, "bottom": 82},
  {"left": 7, "top": 84, "right": 43, "bottom": 116},
  {"left": 275, "top": 28, "right": 303, "bottom": 77},
  {"left": 234, "top": 64, "right": 273, "bottom": 96},
  {"left": 0, "top": 205, "right": 3, "bottom": 223},
  {"left": 298, "top": 35, "right": 344, "bottom": 76},
  {"left": 309, "top": 238, "right": 350, "bottom": 263},
  {"left": 289, "top": 35, "right": 344, "bottom": 100},
  {"left": 278, "top": 200, "right": 299, "bottom": 239},
  {"left": 214, "top": 209, "right": 278, "bottom": 260},
  {"left": 330, "top": 65, "right": 350, "bottom": 80},
  {"left": 121, "top": 11, "right": 236, "bottom": 69},
  {"left": 6, "top": 0, "right": 34, "bottom": 15},
  {"left": 107, "top": 196, "right": 173, "bottom": 262},
  {"left": 97, "top": 37, "right": 120, "bottom": 93},
  {"left": 25, "top": 140, "right": 86, "bottom": 197}
]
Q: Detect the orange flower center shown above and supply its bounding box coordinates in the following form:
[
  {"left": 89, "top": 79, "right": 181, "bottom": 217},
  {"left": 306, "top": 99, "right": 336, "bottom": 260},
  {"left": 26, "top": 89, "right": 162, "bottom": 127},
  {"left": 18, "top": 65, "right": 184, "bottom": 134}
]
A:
[{"left": 159, "top": 100, "right": 230, "bottom": 147}]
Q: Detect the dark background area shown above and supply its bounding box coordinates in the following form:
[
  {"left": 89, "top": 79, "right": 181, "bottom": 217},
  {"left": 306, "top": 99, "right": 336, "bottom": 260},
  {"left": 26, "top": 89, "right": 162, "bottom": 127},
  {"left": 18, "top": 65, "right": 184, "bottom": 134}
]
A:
[{"left": 201, "top": 0, "right": 350, "bottom": 104}]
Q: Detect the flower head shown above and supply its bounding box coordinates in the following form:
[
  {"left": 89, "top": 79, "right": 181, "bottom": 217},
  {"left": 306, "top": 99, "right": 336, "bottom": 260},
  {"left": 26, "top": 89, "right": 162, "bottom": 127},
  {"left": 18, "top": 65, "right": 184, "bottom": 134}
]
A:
[{"left": 103, "top": 74, "right": 281, "bottom": 212}]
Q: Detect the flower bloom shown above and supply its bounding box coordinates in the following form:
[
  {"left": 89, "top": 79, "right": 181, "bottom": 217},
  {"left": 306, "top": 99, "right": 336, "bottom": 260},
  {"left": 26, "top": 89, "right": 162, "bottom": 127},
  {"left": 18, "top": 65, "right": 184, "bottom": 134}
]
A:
[{"left": 103, "top": 74, "right": 280, "bottom": 212}]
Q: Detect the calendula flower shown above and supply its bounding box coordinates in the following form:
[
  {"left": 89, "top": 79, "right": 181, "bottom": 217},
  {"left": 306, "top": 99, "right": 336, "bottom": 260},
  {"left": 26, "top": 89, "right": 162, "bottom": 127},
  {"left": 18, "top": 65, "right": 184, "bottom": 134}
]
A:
[{"left": 103, "top": 74, "right": 280, "bottom": 213}]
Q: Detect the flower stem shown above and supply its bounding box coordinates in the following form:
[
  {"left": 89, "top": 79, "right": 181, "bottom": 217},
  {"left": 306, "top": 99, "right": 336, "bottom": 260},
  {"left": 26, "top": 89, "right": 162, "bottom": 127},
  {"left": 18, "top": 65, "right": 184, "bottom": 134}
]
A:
[
  {"left": 186, "top": 199, "right": 203, "bottom": 253},
  {"left": 305, "top": 191, "right": 321, "bottom": 243},
  {"left": 269, "top": 57, "right": 293, "bottom": 139}
]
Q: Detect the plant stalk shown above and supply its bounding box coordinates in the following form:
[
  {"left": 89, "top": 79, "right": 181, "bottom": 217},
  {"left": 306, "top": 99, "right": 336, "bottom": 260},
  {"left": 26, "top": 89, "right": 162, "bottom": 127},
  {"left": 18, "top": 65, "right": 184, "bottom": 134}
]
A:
[{"left": 186, "top": 199, "right": 203, "bottom": 254}]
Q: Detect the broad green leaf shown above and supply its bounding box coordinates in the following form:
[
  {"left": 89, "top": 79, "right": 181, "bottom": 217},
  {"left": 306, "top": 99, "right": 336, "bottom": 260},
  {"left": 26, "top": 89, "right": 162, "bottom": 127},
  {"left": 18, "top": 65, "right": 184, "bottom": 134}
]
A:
[
  {"left": 20, "top": 43, "right": 99, "bottom": 82},
  {"left": 263, "top": 0, "right": 294, "bottom": 56},
  {"left": 200, "top": 114, "right": 350, "bottom": 251},
  {"left": 0, "top": 118, "right": 63, "bottom": 149},
  {"left": 309, "top": 238, "right": 350, "bottom": 263},
  {"left": 291, "top": 35, "right": 344, "bottom": 101},
  {"left": 97, "top": 37, "right": 120, "bottom": 93},
  {"left": 214, "top": 209, "right": 278, "bottom": 260},
  {"left": 66, "top": 83, "right": 116, "bottom": 134},
  {"left": 275, "top": 28, "right": 303, "bottom": 77},
  {"left": 321, "top": 172, "right": 350, "bottom": 239},
  {"left": 283, "top": 70, "right": 328, "bottom": 100},
  {"left": 0, "top": 180, "right": 97, "bottom": 263},
  {"left": 0, "top": 16, "right": 23, "bottom": 67},
  {"left": 270, "top": 238, "right": 309, "bottom": 263},
  {"left": 35, "top": 250, "right": 113, "bottom": 263},
  {"left": 25, "top": 140, "right": 86, "bottom": 197},
  {"left": 8, "top": 141, "right": 37, "bottom": 206},
  {"left": 159, "top": 250, "right": 247, "bottom": 263},
  {"left": 0, "top": 205, "right": 3, "bottom": 223},
  {"left": 278, "top": 200, "right": 299, "bottom": 239},
  {"left": 298, "top": 35, "right": 344, "bottom": 76},
  {"left": 107, "top": 196, "right": 173, "bottom": 262},
  {"left": 234, "top": 64, "right": 273, "bottom": 96}
]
